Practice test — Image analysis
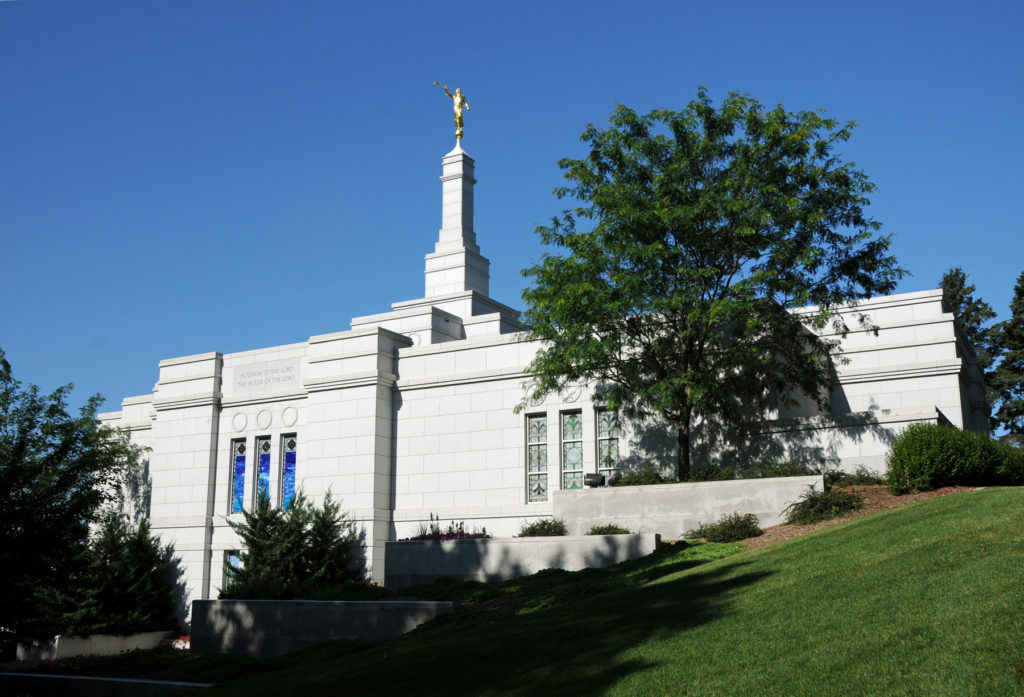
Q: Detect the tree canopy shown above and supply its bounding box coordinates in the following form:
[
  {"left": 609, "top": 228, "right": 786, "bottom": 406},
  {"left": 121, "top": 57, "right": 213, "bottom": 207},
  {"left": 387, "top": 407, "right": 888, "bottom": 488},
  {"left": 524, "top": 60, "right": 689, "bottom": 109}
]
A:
[
  {"left": 938, "top": 267, "right": 1024, "bottom": 437},
  {"left": 220, "top": 491, "right": 363, "bottom": 599},
  {"left": 991, "top": 271, "right": 1024, "bottom": 438},
  {"left": 940, "top": 267, "right": 998, "bottom": 416},
  {"left": 521, "top": 89, "right": 905, "bottom": 477},
  {"left": 0, "top": 348, "right": 150, "bottom": 645}
]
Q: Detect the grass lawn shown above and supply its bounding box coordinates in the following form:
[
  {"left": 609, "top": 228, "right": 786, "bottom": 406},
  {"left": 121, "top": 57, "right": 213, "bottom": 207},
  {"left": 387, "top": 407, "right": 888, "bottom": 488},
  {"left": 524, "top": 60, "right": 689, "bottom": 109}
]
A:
[{"left": 12, "top": 487, "right": 1024, "bottom": 695}]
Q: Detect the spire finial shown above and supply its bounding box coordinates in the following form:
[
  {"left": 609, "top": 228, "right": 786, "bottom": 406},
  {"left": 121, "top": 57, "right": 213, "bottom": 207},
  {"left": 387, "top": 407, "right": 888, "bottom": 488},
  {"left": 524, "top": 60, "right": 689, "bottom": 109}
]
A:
[{"left": 434, "top": 81, "right": 470, "bottom": 141}]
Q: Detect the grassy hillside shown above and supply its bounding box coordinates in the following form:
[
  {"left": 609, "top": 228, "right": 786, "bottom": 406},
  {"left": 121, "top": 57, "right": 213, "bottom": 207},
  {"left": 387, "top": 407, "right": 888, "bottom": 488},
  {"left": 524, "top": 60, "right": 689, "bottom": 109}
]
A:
[{"left": 203, "top": 487, "right": 1024, "bottom": 697}]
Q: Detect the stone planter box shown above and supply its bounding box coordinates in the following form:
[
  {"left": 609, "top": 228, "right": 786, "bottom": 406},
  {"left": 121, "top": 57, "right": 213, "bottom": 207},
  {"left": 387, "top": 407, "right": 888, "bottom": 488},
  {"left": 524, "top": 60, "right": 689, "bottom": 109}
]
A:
[
  {"left": 385, "top": 533, "right": 661, "bottom": 589},
  {"left": 191, "top": 599, "right": 457, "bottom": 657},
  {"left": 15, "top": 630, "right": 174, "bottom": 661},
  {"left": 553, "top": 474, "right": 823, "bottom": 537}
]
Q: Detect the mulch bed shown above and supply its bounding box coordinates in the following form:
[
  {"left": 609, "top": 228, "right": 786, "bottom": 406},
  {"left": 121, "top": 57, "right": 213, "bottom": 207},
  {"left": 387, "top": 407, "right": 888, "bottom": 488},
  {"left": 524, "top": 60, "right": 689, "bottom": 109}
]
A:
[{"left": 739, "top": 485, "right": 976, "bottom": 551}]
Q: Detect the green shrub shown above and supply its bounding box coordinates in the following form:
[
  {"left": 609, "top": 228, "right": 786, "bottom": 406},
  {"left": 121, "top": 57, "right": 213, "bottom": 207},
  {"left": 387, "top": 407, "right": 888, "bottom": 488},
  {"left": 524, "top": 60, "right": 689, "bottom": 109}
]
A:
[
  {"left": 220, "top": 491, "right": 363, "bottom": 600},
  {"left": 681, "top": 461, "right": 816, "bottom": 482},
  {"left": 684, "top": 512, "right": 762, "bottom": 542},
  {"left": 783, "top": 486, "right": 863, "bottom": 524},
  {"left": 742, "top": 461, "right": 816, "bottom": 479},
  {"left": 683, "top": 465, "right": 736, "bottom": 482},
  {"left": 886, "top": 423, "right": 1024, "bottom": 494},
  {"left": 58, "top": 511, "right": 181, "bottom": 637},
  {"left": 302, "top": 580, "right": 391, "bottom": 601},
  {"left": 827, "top": 466, "right": 886, "bottom": 488},
  {"left": 518, "top": 518, "right": 568, "bottom": 537},
  {"left": 994, "top": 441, "right": 1024, "bottom": 484},
  {"left": 612, "top": 468, "right": 677, "bottom": 486},
  {"left": 586, "top": 523, "right": 631, "bottom": 535}
]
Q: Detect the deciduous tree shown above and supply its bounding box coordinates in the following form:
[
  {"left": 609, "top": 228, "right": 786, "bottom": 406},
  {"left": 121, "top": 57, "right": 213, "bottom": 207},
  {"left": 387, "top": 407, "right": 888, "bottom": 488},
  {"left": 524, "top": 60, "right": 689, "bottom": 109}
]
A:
[
  {"left": 521, "top": 90, "right": 904, "bottom": 478},
  {"left": 0, "top": 349, "right": 146, "bottom": 645}
]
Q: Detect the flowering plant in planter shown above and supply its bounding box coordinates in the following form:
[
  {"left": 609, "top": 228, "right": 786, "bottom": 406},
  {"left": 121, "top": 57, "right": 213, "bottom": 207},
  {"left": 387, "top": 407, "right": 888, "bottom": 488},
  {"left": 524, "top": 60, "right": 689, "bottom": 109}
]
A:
[
  {"left": 171, "top": 635, "right": 190, "bottom": 650},
  {"left": 402, "top": 514, "right": 490, "bottom": 541}
]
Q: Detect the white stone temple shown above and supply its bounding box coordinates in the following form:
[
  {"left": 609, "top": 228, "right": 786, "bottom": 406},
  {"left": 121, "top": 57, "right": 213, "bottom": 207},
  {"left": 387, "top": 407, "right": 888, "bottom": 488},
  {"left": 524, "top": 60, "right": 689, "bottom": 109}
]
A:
[{"left": 99, "top": 139, "right": 988, "bottom": 608}]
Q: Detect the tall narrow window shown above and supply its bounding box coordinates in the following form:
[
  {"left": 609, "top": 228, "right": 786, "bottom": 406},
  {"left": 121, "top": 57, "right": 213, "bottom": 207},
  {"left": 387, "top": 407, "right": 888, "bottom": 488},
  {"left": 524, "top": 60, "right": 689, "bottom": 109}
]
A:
[
  {"left": 281, "top": 434, "right": 297, "bottom": 510},
  {"left": 597, "top": 409, "right": 620, "bottom": 480},
  {"left": 255, "top": 435, "right": 271, "bottom": 502},
  {"left": 561, "top": 411, "right": 584, "bottom": 490},
  {"left": 230, "top": 439, "right": 246, "bottom": 514},
  {"left": 526, "top": 415, "right": 548, "bottom": 502},
  {"left": 224, "top": 550, "right": 241, "bottom": 579}
]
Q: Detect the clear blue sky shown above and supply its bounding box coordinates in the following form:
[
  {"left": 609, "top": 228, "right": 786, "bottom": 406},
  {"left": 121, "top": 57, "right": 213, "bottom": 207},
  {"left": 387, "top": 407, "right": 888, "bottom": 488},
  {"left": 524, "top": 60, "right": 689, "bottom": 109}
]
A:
[{"left": 2, "top": 0, "right": 1022, "bottom": 411}]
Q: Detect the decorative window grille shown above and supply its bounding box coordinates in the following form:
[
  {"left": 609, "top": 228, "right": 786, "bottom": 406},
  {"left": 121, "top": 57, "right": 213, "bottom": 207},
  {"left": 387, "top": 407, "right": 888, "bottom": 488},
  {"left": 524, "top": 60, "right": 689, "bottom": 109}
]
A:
[
  {"left": 526, "top": 415, "right": 548, "bottom": 502},
  {"left": 597, "top": 409, "right": 620, "bottom": 479},
  {"left": 230, "top": 439, "right": 246, "bottom": 514},
  {"left": 280, "top": 434, "right": 297, "bottom": 510},
  {"left": 561, "top": 411, "right": 584, "bottom": 490},
  {"left": 255, "top": 435, "right": 271, "bottom": 502}
]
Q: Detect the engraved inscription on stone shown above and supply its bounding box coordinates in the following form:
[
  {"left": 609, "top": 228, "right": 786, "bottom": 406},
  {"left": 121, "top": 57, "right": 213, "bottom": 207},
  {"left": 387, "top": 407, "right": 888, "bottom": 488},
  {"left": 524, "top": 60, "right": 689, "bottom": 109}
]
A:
[{"left": 233, "top": 358, "right": 301, "bottom": 395}]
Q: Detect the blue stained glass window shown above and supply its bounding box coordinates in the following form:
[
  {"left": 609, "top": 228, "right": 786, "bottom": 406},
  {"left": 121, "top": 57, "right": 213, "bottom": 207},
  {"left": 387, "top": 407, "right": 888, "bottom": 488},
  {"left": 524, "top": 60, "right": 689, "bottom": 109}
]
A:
[
  {"left": 255, "top": 436, "right": 271, "bottom": 502},
  {"left": 231, "top": 440, "right": 246, "bottom": 514},
  {"left": 281, "top": 435, "right": 297, "bottom": 510}
]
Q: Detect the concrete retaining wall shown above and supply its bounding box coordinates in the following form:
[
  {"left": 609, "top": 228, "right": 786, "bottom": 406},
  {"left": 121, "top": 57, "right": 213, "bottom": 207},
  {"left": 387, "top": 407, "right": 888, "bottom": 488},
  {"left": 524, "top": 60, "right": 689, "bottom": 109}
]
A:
[
  {"left": 15, "top": 631, "right": 173, "bottom": 661},
  {"left": 385, "top": 533, "right": 661, "bottom": 589},
  {"left": 553, "top": 475, "right": 823, "bottom": 537},
  {"left": 190, "top": 599, "right": 456, "bottom": 657}
]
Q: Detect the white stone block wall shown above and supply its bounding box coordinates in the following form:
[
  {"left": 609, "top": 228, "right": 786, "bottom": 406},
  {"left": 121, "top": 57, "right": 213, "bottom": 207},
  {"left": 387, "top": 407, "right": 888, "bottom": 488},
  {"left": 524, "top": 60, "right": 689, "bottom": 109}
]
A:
[
  {"left": 553, "top": 476, "right": 824, "bottom": 536},
  {"left": 385, "top": 534, "right": 661, "bottom": 588},
  {"left": 95, "top": 286, "right": 987, "bottom": 617}
]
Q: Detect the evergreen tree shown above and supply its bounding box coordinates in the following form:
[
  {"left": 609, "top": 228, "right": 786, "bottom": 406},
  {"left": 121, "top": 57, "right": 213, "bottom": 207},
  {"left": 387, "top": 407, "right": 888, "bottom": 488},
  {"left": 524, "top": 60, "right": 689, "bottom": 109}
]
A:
[
  {"left": 222, "top": 491, "right": 361, "bottom": 598},
  {"left": 939, "top": 267, "right": 998, "bottom": 412},
  {"left": 302, "top": 492, "right": 362, "bottom": 587},
  {"left": 991, "top": 271, "right": 1024, "bottom": 437},
  {"left": 62, "top": 512, "right": 180, "bottom": 637}
]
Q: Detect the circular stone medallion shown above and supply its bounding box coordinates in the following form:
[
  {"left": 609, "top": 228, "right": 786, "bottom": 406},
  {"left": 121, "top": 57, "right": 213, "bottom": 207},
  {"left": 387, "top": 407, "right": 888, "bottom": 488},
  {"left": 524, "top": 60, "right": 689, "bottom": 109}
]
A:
[
  {"left": 562, "top": 385, "right": 583, "bottom": 403},
  {"left": 282, "top": 406, "right": 298, "bottom": 427},
  {"left": 256, "top": 409, "right": 272, "bottom": 429},
  {"left": 231, "top": 413, "right": 247, "bottom": 432}
]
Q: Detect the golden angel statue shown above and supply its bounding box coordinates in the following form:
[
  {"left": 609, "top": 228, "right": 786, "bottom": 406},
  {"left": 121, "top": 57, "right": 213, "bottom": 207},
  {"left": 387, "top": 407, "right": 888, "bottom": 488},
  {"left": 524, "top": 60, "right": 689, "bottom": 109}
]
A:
[{"left": 434, "top": 81, "right": 470, "bottom": 140}]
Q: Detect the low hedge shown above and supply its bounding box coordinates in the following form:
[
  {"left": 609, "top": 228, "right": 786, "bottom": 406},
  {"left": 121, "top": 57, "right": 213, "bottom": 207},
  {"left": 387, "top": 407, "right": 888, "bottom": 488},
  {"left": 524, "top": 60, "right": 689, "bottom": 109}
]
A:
[
  {"left": 518, "top": 518, "right": 568, "bottom": 537},
  {"left": 684, "top": 512, "right": 762, "bottom": 542},
  {"left": 586, "top": 523, "right": 631, "bottom": 535},
  {"left": 611, "top": 469, "right": 677, "bottom": 486},
  {"left": 783, "top": 487, "right": 863, "bottom": 524},
  {"left": 886, "top": 423, "right": 1024, "bottom": 494}
]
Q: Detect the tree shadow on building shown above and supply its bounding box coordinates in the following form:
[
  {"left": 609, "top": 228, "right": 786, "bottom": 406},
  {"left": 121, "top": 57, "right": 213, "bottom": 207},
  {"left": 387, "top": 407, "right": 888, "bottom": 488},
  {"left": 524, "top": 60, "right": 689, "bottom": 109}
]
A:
[
  {"left": 161, "top": 542, "right": 190, "bottom": 631},
  {"left": 620, "top": 384, "right": 897, "bottom": 477}
]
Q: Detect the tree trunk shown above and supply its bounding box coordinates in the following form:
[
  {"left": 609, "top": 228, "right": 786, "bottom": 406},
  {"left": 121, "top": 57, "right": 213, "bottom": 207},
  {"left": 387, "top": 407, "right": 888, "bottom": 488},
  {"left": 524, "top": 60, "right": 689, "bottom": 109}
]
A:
[{"left": 676, "top": 418, "right": 691, "bottom": 480}]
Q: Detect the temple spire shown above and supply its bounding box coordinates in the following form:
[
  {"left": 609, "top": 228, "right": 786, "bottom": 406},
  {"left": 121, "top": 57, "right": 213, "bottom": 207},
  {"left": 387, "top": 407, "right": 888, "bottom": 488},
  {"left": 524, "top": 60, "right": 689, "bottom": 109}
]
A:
[{"left": 424, "top": 142, "right": 490, "bottom": 298}]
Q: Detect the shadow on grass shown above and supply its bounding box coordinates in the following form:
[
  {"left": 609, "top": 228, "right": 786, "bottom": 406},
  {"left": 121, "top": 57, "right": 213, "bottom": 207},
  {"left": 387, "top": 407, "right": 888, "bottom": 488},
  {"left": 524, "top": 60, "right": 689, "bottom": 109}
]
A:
[
  {"left": 208, "top": 555, "right": 771, "bottom": 697},
  {"left": 619, "top": 542, "right": 735, "bottom": 584}
]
